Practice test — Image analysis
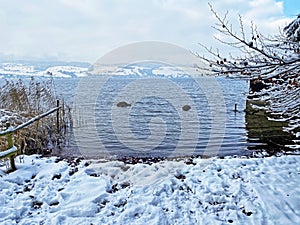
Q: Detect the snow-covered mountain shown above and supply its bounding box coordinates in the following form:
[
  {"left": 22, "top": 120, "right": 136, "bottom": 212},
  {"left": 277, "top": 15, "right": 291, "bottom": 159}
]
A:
[
  {"left": 0, "top": 61, "right": 91, "bottom": 78},
  {"left": 105, "top": 63, "right": 190, "bottom": 78},
  {"left": 0, "top": 61, "right": 192, "bottom": 79}
]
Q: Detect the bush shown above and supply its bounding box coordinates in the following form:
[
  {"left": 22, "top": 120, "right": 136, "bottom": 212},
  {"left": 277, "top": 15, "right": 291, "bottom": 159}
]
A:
[{"left": 0, "top": 77, "right": 72, "bottom": 155}]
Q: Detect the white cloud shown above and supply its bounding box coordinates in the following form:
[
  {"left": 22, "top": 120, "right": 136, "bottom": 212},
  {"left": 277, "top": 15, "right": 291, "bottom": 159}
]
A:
[{"left": 0, "top": 0, "right": 293, "bottom": 62}]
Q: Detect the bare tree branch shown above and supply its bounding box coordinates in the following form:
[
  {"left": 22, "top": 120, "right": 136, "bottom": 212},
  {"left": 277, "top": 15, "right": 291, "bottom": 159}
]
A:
[{"left": 197, "top": 3, "right": 300, "bottom": 80}]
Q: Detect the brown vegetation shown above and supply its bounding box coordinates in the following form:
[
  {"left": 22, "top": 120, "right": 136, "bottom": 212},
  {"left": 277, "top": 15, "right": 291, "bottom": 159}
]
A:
[{"left": 0, "top": 78, "right": 72, "bottom": 155}]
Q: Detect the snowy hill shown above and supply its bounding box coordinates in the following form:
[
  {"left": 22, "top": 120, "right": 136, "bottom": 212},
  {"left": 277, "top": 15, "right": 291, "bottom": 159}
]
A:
[
  {"left": 113, "top": 63, "right": 190, "bottom": 78},
  {"left": 0, "top": 61, "right": 90, "bottom": 78},
  {"left": 0, "top": 61, "right": 192, "bottom": 79}
]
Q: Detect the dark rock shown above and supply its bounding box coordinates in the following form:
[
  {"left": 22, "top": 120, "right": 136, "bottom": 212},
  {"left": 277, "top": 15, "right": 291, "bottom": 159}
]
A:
[
  {"left": 184, "top": 158, "right": 196, "bottom": 165},
  {"left": 242, "top": 209, "right": 253, "bottom": 216},
  {"left": 52, "top": 173, "right": 62, "bottom": 180},
  {"left": 55, "top": 157, "right": 64, "bottom": 163},
  {"left": 114, "top": 199, "right": 127, "bottom": 208},
  {"left": 121, "top": 181, "right": 130, "bottom": 189},
  {"left": 49, "top": 201, "right": 59, "bottom": 206},
  {"left": 32, "top": 200, "right": 43, "bottom": 209},
  {"left": 90, "top": 173, "right": 99, "bottom": 177},
  {"left": 182, "top": 105, "right": 191, "bottom": 111},
  {"left": 69, "top": 167, "right": 78, "bottom": 176},
  {"left": 108, "top": 183, "right": 119, "bottom": 194},
  {"left": 24, "top": 186, "right": 31, "bottom": 192},
  {"left": 117, "top": 101, "right": 131, "bottom": 107},
  {"left": 175, "top": 174, "right": 186, "bottom": 180}
]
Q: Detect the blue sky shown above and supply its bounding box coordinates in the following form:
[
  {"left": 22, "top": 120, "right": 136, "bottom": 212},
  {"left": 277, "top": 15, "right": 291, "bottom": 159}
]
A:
[
  {"left": 280, "top": 0, "right": 300, "bottom": 16},
  {"left": 0, "top": 0, "right": 298, "bottom": 63}
]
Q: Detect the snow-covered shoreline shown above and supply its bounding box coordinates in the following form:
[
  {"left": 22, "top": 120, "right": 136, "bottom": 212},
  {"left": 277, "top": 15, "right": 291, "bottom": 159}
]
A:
[{"left": 1, "top": 154, "right": 299, "bottom": 224}]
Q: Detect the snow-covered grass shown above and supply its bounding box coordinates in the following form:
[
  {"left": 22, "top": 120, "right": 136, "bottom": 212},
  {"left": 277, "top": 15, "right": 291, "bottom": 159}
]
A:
[
  {"left": 0, "top": 154, "right": 299, "bottom": 224},
  {"left": 249, "top": 78, "right": 300, "bottom": 137}
]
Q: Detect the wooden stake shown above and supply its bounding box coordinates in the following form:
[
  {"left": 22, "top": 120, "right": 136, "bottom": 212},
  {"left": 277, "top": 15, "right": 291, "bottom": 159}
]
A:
[
  {"left": 6, "top": 122, "right": 16, "bottom": 171},
  {"left": 56, "top": 99, "right": 60, "bottom": 134}
]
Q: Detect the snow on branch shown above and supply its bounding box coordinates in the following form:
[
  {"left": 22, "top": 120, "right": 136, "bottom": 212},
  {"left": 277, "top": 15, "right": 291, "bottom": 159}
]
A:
[
  {"left": 196, "top": 3, "right": 300, "bottom": 80},
  {"left": 284, "top": 15, "right": 300, "bottom": 42}
]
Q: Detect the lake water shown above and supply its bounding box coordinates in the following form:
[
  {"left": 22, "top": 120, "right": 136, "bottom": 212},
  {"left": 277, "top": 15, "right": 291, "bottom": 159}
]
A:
[
  {"left": 52, "top": 75, "right": 251, "bottom": 159},
  {"left": 0, "top": 74, "right": 252, "bottom": 158}
]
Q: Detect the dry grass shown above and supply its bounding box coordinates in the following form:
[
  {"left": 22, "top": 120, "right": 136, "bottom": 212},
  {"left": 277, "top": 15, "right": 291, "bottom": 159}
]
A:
[{"left": 0, "top": 77, "right": 72, "bottom": 155}]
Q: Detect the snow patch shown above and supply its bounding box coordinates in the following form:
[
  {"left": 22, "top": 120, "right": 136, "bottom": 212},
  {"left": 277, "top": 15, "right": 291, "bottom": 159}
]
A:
[{"left": 0, "top": 154, "right": 299, "bottom": 224}]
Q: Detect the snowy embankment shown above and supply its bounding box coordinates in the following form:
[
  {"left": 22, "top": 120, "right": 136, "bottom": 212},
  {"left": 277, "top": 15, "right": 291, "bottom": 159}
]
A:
[
  {"left": 249, "top": 78, "right": 300, "bottom": 141},
  {"left": 0, "top": 154, "right": 299, "bottom": 224}
]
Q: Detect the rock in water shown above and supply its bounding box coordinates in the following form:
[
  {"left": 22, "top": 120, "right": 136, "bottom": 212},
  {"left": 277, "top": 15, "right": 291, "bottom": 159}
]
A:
[
  {"left": 117, "top": 101, "right": 131, "bottom": 107},
  {"left": 182, "top": 105, "right": 191, "bottom": 111}
]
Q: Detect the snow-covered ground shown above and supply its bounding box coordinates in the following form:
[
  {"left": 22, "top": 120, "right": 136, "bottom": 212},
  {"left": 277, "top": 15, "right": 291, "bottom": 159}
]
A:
[{"left": 0, "top": 154, "right": 299, "bottom": 224}]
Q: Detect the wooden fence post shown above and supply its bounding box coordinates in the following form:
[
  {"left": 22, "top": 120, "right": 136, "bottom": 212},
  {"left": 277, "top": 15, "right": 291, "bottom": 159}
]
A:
[
  {"left": 56, "top": 99, "right": 60, "bottom": 134},
  {"left": 234, "top": 103, "right": 237, "bottom": 112},
  {"left": 6, "top": 122, "right": 16, "bottom": 171},
  {"left": 0, "top": 106, "right": 61, "bottom": 172}
]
